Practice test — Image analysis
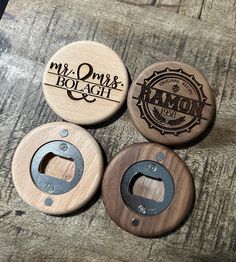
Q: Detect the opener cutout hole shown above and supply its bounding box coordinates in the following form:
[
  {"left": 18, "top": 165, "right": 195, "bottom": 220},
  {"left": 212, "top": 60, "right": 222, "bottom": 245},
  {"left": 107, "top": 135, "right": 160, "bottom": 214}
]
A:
[
  {"left": 39, "top": 153, "right": 75, "bottom": 182},
  {"left": 130, "top": 173, "right": 165, "bottom": 202}
]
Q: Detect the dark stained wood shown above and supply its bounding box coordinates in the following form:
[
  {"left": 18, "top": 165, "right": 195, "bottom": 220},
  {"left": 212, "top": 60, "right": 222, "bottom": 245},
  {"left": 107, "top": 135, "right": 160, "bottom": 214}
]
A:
[
  {"left": 102, "top": 143, "right": 194, "bottom": 237},
  {"left": 128, "top": 61, "right": 215, "bottom": 145},
  {"left": 0, "top": 0, "right": 235, "bottom": 261}
]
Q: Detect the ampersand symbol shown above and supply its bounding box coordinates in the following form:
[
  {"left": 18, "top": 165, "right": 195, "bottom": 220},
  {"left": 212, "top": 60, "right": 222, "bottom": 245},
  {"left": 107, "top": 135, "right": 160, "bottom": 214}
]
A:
[{"left": 67, "top": 91, "right": 96, "bottom": 103}]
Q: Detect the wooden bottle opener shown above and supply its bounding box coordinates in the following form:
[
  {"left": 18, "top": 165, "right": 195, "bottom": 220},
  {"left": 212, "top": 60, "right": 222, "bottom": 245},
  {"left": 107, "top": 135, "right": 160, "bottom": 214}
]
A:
[
  {"left": 43, "top": 41, "right": 129, "bottom": 125},
  {"left": 102, "top": 143, "right": 194, "bottom": 237},
  {"left": 12, "top": 122, "right": 103, "bottom": 215},
  {"left": 128, "top": 61, "right": 215, "bottom": 145}
]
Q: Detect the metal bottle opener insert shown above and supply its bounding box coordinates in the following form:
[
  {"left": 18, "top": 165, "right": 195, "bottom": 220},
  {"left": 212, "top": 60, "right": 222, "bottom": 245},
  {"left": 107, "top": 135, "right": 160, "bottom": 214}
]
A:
[
  {"left": 121, "top": 160, "right": 174, "bottom": 216},
  {"left": 12, "top": 122, "right": 103, "bottom": 215},
  {"left": 102, "top": 143, "right": 194, "bottom": 237},
  {"left": 31, "top": 140, "right": 84, "bottom": 195}
]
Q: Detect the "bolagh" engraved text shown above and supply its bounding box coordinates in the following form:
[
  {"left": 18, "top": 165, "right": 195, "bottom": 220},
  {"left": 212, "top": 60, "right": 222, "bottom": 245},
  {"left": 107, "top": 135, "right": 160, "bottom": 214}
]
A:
[{"left": 44, "top": 62, "right": 124, "bottom": 103}]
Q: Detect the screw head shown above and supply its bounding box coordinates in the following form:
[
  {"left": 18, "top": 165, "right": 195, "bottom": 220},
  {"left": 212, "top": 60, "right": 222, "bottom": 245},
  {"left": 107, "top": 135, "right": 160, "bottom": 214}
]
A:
[
  {"left": 131, "top": 218, "right": 140, "bottom": 226},
  {"left": 60, "top": 129, "right": 68, "bottom": 138},
  {"left": 138, "top": 205, "right": 146, "bottom": 214},
  {"left": 47, "top": 184, "right": 55, "bottom": 193},
  {"left": 59, "top": 143, "right": 68, "bottom": 151},
  {"left": 44, "top": 197, "right": 53, "bottom": 206},
  {"left": 148, "top": 164, "right": 157, "bottom": 172},
  {"left": 157, "top": 152, "right": 165, "bottom": 162}
]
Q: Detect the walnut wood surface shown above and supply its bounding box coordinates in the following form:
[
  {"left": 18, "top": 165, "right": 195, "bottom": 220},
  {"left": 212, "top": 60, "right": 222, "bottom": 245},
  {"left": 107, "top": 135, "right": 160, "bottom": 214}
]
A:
[
  {"left": 128, "top": 61, "right": 215, "bottom": 145},
  {"left": 102, "top": 143, "right": 194, "bottom": 237},
  {"left": 0, "top": 0, "right": 236, "bottom": 261},
  {"left": 43, "top": 41, "right": 129, "bottom": 125},
  {"left": 12, "top": 122, "right": 103, "bottom": 215}
]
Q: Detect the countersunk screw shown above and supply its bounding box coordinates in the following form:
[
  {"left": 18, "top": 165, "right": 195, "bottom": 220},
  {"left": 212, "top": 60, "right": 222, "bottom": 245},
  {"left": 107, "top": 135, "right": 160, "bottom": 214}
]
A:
[
  {"left": 157, "top": 152, "right": 165, "bottom": 162},
  {"left": 59, "top": 143, "right": 68, "bottom": 151},
  {"left": 138, "top": 205, "right": 146, "bottom": 214},
  {"left": 60, "top": 129, "right": 69, "bottom": 138},
  {"left": 148, "top": 164, "right": 157, "bottom": 172},
  {"left": 47, "top": 184, "right": 55, "bottom": 193},
  {"left": 44, "top": 197, "right": 53, "bottom": 206},
  {"left": 131, "top": 218, "right": 140, "bottom": 226}
]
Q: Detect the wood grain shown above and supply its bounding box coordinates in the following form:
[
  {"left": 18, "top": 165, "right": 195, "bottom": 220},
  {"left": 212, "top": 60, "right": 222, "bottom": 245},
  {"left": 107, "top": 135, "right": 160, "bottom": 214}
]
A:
[
  {"left": 133, "top": 176, "right": 165, "bottom": 202},
  {"left": 102, "top": 143, "right": 194, "bottom": 237},
  {"left": 0, "top": 0, "right": 235, "bottom": 261},
  {"left": 12, "top": 122, "right": 104, "bottom": 215},
  {"left": 42, "top": 154, "right": 75, "bottom": 182},
  {"left": 119, "top": 0, "right": 236, "bottom": 29},
  {"left": 43, "top": 41, "right": 129, "bottom": 125},
  {"left": 128, "top": 61, "right": 215, "bottom": 145}
]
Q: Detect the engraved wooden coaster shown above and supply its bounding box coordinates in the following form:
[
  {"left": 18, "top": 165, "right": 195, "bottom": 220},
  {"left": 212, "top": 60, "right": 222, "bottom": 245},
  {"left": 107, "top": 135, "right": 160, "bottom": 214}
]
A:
[
  {"left": 128, "top": 61, "right": 215, "bottom": 145},
  {"left": 102, "top": 143, "right": 194, "bottom": 237},
  {"left": 43, "top": 41, "right": 129, "bottom": 125},
  {"left": 12, "top": 122, "right": 103, "bottom": 215}
]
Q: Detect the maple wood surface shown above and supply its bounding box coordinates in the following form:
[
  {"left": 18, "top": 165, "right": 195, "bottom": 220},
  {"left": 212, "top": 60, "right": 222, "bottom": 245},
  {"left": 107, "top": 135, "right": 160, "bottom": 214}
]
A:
[
  {"left": 43, "top": 41, "right": 129, "bottom": 125},
  {"left": 12, "top": 122, "right": 103, "bottom": 215}
]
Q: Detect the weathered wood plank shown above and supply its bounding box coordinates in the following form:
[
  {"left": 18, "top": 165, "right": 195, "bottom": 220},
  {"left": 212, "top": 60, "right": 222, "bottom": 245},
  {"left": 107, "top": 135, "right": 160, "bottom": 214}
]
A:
[
  {"left": 119, "top": 0, "right": 236, "bottom": 29},
  {"left": 200, "top": 0, "right": 236, "bottom": 29},
  {"left": 0, "top": 0, "right": 235, "bottom": 261}
]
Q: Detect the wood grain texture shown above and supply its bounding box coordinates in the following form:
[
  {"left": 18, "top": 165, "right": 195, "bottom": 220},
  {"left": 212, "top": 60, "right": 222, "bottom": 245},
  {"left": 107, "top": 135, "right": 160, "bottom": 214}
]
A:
[
  {"left": 133, "top": 175, "right": 165, "bottom": 202},
  {"left": 102, "top": 143, "right": 194, "bottom": 237},
  {"left": 43, "top": 41, "right": 129, "bottom": 125},
  {"left": 42, "top": 155, "right": 75, "bottom": 182},
  {"left": 128, "top": 61, "right": 215, "bottom": 145},
  {"left": 12, "top": 122, "right": 103, "bottom": 215},
  {"left": 0, "top": 0, "right": 235, "bottom": 261},
  {"left": 119, "top": 0, "right": 236, "bottom": 29}
]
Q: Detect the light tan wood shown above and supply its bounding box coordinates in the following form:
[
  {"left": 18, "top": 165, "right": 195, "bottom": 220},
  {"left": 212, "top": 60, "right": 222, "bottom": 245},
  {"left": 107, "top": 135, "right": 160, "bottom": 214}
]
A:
[
  {"left": 42, "top": 154, "right": 75, "bottom": 182},
  {"left": 102, "top": 143, "right": 194, "bottom": 237},
  {"left": 43, "top": 41, "right": 129, "bottom": 125},
  {"left": 128, "top": 61, "right": 216, "bottom": 145},
  {"left": 11, "top": 122, "right": 104, "bottom": 215}
]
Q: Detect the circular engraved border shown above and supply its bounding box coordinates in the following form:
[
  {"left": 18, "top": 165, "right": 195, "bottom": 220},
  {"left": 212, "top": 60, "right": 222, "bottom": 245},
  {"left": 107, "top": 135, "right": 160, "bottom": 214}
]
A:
[{"left": 136, "top": 68, "right": 207, "bottom": 136}]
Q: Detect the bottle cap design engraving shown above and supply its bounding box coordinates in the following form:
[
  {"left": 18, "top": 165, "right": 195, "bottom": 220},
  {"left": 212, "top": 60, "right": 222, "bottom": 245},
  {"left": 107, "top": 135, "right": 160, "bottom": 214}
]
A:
[
  {"left": 12, "top": 122, "right": 103, "bottom": 215},
  {"left": 43, "top": 41, "right": 129, "bottom": 125},
  {"left": 128, "top": 61, "right": 215, "bottom": 145},
  {"left": 102, "top": 143, "right": 194, "bottom": 237}
]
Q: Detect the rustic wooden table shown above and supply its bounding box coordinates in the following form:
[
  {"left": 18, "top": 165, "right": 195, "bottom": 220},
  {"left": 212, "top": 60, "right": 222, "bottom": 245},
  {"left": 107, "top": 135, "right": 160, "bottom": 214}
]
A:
[{"left": 0, "top": 0, "right": 235, "bottom": 261}]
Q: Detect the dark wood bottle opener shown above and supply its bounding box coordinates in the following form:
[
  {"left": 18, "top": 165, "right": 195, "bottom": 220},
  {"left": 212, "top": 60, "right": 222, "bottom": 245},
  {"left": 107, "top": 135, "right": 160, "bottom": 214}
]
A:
[{"left": 102, "top": 143, "right": 194, "bottom": 237}]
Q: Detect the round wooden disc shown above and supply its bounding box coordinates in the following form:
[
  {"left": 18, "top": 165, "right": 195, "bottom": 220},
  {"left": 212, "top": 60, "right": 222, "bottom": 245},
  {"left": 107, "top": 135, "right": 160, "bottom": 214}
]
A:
[
  {"left": 43, "top": 41, "right": 129, "bottom": 125},
  {"left": 12, "top": 122, "right": 103, "bottom": 215},
  {"left": 102, "top": 143, "right": 194, "bottom": 237},
  {"left": 127, "top": 61, "right": 215, "bottom": 145}
]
